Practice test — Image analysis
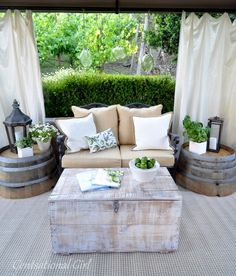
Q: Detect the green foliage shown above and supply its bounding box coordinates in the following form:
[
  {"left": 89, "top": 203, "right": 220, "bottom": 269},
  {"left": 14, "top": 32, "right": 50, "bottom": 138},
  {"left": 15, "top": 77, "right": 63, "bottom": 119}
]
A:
[
  {"left": 33, "top": 13, "right": 138, "bottom": 68},
  {"left": 15, "top": 137, "right": 33, "bottom": 149},
  {"left": 183, "top": 115, "right": 210, "bottom": 143},
  {"left": 42, "top": 69, "right": 175, "bottom": 117},
  {"left": 32, "top": 13, "right": 72, "bottom": 62},
  {"left": 145, "top": 13, "right": 181, "bottom": 57},
  {"left": 145, "top": 12, "right": 229, "bottom": 59},
  {"left": 135, "top": 157, "right": 156, "bottom": 169},
  {"left": 75, "top": 14, "right": 138, "bottom": 68}
]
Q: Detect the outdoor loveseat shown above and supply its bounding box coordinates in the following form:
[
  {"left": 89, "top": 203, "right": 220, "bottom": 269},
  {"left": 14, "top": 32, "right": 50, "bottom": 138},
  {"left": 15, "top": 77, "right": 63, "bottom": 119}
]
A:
[{"left": 56, "top": 103, "right": 180, "bottom": 170}]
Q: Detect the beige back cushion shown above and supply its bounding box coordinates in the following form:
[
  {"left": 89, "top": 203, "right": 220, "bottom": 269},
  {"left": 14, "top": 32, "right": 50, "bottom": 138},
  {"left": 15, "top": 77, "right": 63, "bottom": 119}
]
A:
[
  {"left": 71, "top": 105, "right": 119, "bottom": 144},
  {"left": 117, "top": 104, "right": 163, "bottom": 145}
]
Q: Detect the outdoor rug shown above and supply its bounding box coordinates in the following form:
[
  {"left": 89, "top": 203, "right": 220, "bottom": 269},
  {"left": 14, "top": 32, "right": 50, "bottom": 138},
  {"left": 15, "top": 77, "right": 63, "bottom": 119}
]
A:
[{"left": 0, "top": 187, "right": 235, "bottom": 276}]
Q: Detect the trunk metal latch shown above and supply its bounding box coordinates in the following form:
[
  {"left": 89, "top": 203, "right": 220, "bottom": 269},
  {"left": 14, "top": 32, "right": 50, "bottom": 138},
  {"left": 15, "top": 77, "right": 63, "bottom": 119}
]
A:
[{"left": 113, "top": 200, "right": 119, "bottom": 213}]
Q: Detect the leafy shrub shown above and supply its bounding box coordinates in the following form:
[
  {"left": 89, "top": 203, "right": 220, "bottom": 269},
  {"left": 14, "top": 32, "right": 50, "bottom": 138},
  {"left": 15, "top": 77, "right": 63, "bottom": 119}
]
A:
[{"left": 43, "top": 69, "right": 175, "bottom": 117}]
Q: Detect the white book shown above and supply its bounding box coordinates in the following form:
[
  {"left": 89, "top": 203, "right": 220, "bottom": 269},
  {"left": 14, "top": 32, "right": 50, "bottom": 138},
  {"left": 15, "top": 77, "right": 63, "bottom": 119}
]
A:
[{"left": 76, "top": 171, "right": 109, "bottom": 192}]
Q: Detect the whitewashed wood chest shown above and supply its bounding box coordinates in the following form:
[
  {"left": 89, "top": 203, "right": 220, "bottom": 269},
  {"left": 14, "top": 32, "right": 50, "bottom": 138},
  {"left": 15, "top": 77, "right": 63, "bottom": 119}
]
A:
[{"left": 48, "top": 168, "right": 182, "bottom": 253}]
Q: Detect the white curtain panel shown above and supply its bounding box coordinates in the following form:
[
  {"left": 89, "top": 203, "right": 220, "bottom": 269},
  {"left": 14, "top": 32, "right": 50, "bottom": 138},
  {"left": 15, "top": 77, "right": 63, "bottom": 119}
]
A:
[
  {"left": 0, "top": 10, "right": 45, "bottom": 148},
  {"left": 173, "top": 12, "right": 236, "bottom": 149}
]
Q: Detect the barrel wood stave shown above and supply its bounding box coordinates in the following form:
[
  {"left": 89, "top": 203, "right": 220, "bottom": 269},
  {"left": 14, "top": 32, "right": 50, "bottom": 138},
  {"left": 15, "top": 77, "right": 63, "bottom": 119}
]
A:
[
  {"left": 0, "top": 146, "right": 58, "bottom": 198},
  {"left": 176, "top": 143, "right": 236, "bottom": 196},
  {"left": 0, "top": 168, "right": 58, "bottom": 188},
  {"left": 0, "top": 178, "right": 56, "bottom": 199},
  {"left": 178, "top": 145, "right": 236, "bottom": 170},
  {"left": 0, "top": 157, "right": 57, "bottom": 183},
  {"left": 178, "top": 161, "right": 236, "bottom": 181},
  {"left": 0, "top": 147, "right": 55, "bottom": 168}
]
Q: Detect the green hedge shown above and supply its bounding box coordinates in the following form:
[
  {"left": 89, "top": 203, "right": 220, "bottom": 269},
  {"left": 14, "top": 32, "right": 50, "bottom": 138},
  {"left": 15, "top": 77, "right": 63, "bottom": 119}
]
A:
[{"left": 43, "top": 71, "right": 175, "bottom": 117}]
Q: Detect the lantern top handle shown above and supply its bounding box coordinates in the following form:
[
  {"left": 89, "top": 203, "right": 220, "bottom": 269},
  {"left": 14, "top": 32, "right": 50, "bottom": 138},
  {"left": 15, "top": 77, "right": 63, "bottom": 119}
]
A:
[
  {"left": 3, "top": 99, "right": 32, "bottom": 126},
  {"left": 208, "top": 116, "right": 224, "bottom": 123},
  {"left": 12, "top": 99, "right": 20, "bottom": 109}
]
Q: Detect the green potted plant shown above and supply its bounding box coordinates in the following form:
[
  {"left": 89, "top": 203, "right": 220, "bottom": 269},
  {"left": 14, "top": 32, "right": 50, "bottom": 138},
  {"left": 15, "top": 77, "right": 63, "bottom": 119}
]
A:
[
  {"left": 15, "top": 137, "right": 34, "bottom": 158},
  {"left": 29, "top": 123, "right": 58, "bottom": 152},
  {"left": 183, "top": 115, "right": 210, "bottom": 154}
]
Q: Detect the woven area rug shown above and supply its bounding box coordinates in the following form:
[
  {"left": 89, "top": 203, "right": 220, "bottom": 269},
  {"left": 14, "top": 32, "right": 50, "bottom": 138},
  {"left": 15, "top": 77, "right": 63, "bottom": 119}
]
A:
[{"left": 0, "top": 187, "right": 235, "bottom": 276}]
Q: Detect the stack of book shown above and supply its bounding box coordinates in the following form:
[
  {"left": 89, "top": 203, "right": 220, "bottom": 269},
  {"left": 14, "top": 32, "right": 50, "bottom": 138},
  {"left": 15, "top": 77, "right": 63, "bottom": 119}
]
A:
[{"left": 76, "top": 169, "right": 124, "bottom": 192}]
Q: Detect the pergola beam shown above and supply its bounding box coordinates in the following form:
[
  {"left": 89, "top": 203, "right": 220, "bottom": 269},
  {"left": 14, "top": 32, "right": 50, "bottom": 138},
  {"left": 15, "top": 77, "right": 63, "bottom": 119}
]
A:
[{"left": 0, "top": 0, "right": 236, "bottom": 12}]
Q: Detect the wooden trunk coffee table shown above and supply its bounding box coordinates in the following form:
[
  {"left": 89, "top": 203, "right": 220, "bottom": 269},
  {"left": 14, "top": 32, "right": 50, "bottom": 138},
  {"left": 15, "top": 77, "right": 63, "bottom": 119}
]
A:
[{"left": 48, "top": 168, "right": 182, "bottom": 253}]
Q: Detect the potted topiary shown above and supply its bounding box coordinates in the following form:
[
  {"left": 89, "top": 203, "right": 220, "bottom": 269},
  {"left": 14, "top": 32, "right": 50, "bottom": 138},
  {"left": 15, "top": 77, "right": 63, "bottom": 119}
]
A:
[
  {"left": 15, "top": 137, "right": 34, "bottom": 158},
  {"left": 183, "top": 115, "right": 210, "bottom": 154}
]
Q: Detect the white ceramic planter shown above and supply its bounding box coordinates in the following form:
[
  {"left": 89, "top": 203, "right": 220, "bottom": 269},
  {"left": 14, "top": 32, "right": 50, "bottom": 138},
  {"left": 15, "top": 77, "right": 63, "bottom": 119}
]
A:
[
  {"left": 129, "top": 159, "right": 160, "bottom": 182},
  {"left": 36, "top": 138, "right": 51, "bottom": 152},
  {"left": 17, "top": 147, "right": 34, "bottom": 158},
  {"left": 189, "top": 141, "right": 207, "bottom": 155}
]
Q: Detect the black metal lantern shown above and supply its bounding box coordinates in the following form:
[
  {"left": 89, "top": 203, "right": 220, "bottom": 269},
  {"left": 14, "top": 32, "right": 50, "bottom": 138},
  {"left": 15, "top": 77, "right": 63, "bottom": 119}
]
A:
[
  {"left": 3, "top": 100, "right": 32, "bottom": 153},
  {"left": 207, "top": 116, "right": 224, "bottom": 153}
]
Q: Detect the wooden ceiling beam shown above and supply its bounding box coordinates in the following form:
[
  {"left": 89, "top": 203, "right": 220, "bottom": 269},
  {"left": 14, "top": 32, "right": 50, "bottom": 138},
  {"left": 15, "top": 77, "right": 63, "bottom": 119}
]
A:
[{"left": 0, "top": 0, "right": 236, "bottom": 12}]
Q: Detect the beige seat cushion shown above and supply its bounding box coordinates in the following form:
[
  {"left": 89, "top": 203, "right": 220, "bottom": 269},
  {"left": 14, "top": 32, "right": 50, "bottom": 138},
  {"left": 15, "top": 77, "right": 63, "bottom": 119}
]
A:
[
  {"left": 120, "top": 145, "right": 174, "bottom": 168},
  {"left": 62, "top": 147, "right": 121, "bottom": 168},
  {"left": 71, "top": 105, "right": 119, "bottom": 144},
  {"left": 117, "top": 104, "right": 163, "bottom": 145}
]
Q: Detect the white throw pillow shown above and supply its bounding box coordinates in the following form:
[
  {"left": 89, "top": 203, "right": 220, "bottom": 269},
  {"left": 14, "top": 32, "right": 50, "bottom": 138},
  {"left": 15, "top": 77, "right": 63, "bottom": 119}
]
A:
[
  {"left": 133, "top": 113, "right": 172, "bottom": 150},
  {"left": 56, "top": 114, "right": 96, "bottom": 153}
]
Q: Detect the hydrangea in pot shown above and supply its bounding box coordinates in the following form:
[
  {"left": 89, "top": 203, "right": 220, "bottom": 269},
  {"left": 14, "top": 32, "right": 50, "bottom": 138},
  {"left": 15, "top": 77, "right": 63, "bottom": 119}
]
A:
[
  {"left": 15, "top": 137, "right": 34, "bottom": 158},
  {"left": 183, "top": 115, "right": 210, "bottom": 155},
  {"left": 29, "top": 123, "right": 58, "bottom": 152}
]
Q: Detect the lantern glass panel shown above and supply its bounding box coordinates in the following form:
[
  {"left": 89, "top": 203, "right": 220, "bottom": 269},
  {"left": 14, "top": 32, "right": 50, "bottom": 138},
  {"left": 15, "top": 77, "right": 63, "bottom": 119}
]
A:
[
  {"left": 4, "top": 125, "right": 28, "bottom": 153},
  {"left": 207, "top": 116, "right": 223, "bottom": 153},
  {"left": 210, "top": 124, "right": 220, "bottom": 138},
  {"left": 209, "top": 124, "right": 220, "bottom": 150},
  {"left": 15, "top": 126, "right": 24, "bottom": 141}
]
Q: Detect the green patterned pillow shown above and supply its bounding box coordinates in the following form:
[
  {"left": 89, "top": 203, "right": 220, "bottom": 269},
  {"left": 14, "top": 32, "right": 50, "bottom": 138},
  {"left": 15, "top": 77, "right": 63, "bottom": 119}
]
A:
[{"left": 85, "top": 128, "right": 117, "bottom": 153}]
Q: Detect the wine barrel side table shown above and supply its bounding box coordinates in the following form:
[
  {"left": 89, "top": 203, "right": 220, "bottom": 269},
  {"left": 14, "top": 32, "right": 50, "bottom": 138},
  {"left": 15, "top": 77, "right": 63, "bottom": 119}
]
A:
[
  {"left": 176, "top": 143, "right": 236, "bottom": 196},
  {"left": 0, "top": 145, "right": 58, "bottom": 199}
]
